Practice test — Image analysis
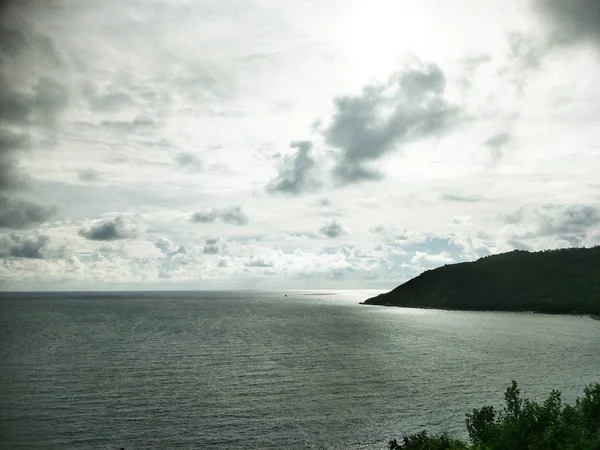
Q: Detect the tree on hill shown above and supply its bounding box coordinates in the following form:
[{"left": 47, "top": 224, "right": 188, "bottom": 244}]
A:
[{"left": 364, "top": 246, "right": 600, "bottom": 315}]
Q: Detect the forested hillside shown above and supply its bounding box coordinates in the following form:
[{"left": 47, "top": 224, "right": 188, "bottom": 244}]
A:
[{"left": 363, "top": 247, "right": 600, "bottom": 315}]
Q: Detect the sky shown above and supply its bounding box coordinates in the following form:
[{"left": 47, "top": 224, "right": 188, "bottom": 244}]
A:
[{"left": 1, "top": 0, "right": 599, "bottom": 290}]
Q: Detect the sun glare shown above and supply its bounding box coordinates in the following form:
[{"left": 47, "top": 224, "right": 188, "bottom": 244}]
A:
[{"left": 336, "top": 0, "right": 426, "bottom": 81}]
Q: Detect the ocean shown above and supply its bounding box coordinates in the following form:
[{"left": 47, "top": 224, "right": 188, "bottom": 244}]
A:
[{"left": 1, "top": 290, "right": 599, "bottom": 449}]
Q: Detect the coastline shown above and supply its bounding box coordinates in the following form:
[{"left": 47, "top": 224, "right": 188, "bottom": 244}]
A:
[{"left": 360, "top": 299, "right": 600, "bottom": 319}]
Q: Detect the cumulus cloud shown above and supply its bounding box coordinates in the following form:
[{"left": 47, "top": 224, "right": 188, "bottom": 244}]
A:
[
  {"left": 444, "top": 217, "right": 494, "bottom": 260},
  {"left": 0, "top": 233, "right": 49, "bottom": 259},
  {"left": 319, "top": 219, "right": 349, "bottom": 238},
  {"left": 191, "top": 206, "right": 249, "bottom": 225},
  {"left": 155, "top": 237, "right": 177, "bottom": 254},
  {"left": 583, "top": 228, "right": 600, "bottom": 248},
  {"left": 505, "top": 204, "right": 599, "bottom": 234},
  {"left": 79, "top": 217, "right": 137, "bottom": 241},
  {"left": 217, "top": 257, "right": 230, "bottom": 267},
  {"left": 267, "top": 140, "right": 319, "bottom": 195},
  {"left": 168, "top": 245, "right": 186, "bottom": 258},
  {"left": 323, "top": 63, "right": 460, "bottom": 183},
  {"left": 411, "top": 250, "right": 454, "bottom": 267},
  {"left": 218, "top": 206, "right": 249, "bottom": 225},
  {"left": 192, "top": 208, "right": 218, "bottom": 223},
  {"left": 203, "top": 238, "right": 221, "bottom": 254},
  {"left": 245, "top": 256, "right": 274, "bottom": 267},
  {"left": 502, "top": 204, "right": 600, "bottom": 247},
  {"left": 0, "top": 195, "right": 56, "bottom": 228}
]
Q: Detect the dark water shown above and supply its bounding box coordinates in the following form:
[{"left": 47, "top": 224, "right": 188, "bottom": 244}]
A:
[{"left": 1, "top": 291, "right": 599, "bottom": 449}]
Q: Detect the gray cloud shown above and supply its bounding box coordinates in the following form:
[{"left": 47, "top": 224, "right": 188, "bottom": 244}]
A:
[
  {"left": 332, "top": 163, "right": 383, "bottom": 184},
  {"left": 537, "top": 205, "right": 600, "bottom": 236},
  {"left": 79, "top": 217, "right": 137, "bottom": 241},
  {"left": 323, "top": 63, "right": 460, "bottom": 184},
  {"left": 0, "top": 233, "right": 49, "bottom": 259},
  {"left": 82, "top": 83, "right": 133, "bottom": 112},
  {"left": 369, "top": 225, "right": 385, "bottom": 234},
  {"left": 0, "top": 10, "right": 63, "bottom": 228},
  {"left": 78, "top": 168, "right": 102, "bottom": 182},
  {"left": 0, "top": 195, "right": 56, "bottom": 228},
  {"left": 32, "top": 76, "right": 68, "bottom": 126},
  {"left": 99, "top": 116, "right": 156, "bottom": 131},
  {"left": 0, "top": 9, "right": 61, "bottom": 65},
  {"left": 440, "top": 193, "right": 484, "bottom": 203},
  {"left": 192, "top": 208, "right": 218, "bottom": 223},
  {"left": 0, "top": 20, "right": 27, "bottom": 57},
  {"left": 0, "top": 129, "right": 29, "bottom": 191},
  {"left": 485, "top": 132, "right": 511, "bottom": 161},
  {"left": 218, "top": 206, "right": 248, "bottom": 226},
  {"left": 191, "top": 206, "right": 249, "bottom": 226},
  {"left": 267, "top": 140, "right": 318, "bottom": 195},
  {"left": 217, "top": 257, "right": 230, "bottom": 267},
  {"left": 504, "top": 208, "right": 524, "bottom": 224},
  {"left": 0, "top": 73, "right": 68, "bottom": 128},
  {"left": 203, "top": 238, "right": 220, "bottom": 254},
  {"left": 319, "top": 219, "right": 348, "bottom": 238},
  {"left": 0, "top": 76, "right": 32, "bottom": 124},
  {"left": 175, "top": 152, "right": 204, "bottom": 171},
  {"left": 504, "top": 204, "right": 600, "bottom": 241},
  {"left": 496, "top": 2, "right": 600, "bottom": 93},
  {"left": 534, "top": 0, "right": 600, "bottom": 47}
]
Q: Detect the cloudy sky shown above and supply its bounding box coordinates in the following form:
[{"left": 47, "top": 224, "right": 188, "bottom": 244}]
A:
[{"left": 1, "top": 0, "right": 599, "bottom": 290}]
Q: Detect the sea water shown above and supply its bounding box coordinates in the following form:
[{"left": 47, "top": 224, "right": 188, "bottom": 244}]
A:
[{"left": 1, "top": 290, "right": 599, "bottom": 449}]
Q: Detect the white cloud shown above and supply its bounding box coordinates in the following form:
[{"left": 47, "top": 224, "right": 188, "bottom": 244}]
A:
[
  {"left": 411, "top": 251, "right": 454, "bottom": 267},
  {"left": 1, "top": 0, "right": 600, "bottom": 289}
]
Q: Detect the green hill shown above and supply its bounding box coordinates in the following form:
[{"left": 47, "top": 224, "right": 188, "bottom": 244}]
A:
[{"left": 363, "top": 246, "right": 600, "bottom": 315}]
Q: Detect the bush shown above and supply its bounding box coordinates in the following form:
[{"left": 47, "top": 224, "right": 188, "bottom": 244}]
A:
[{"left": 389, "top": 381, "right": 600, "bottom": 450}]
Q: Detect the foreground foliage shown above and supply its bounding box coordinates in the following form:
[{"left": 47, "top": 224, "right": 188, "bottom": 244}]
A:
[
  {"left": 365, "top": 246, "right": 600, "bottom": 315},
  {"left": 389, "top": 381, "right": 600, "bottom": 450}
]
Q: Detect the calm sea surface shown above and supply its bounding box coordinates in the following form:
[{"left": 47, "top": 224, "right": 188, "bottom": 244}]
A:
[{"left": 1, "top": 291, "right": 599, "bottom": 449}]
